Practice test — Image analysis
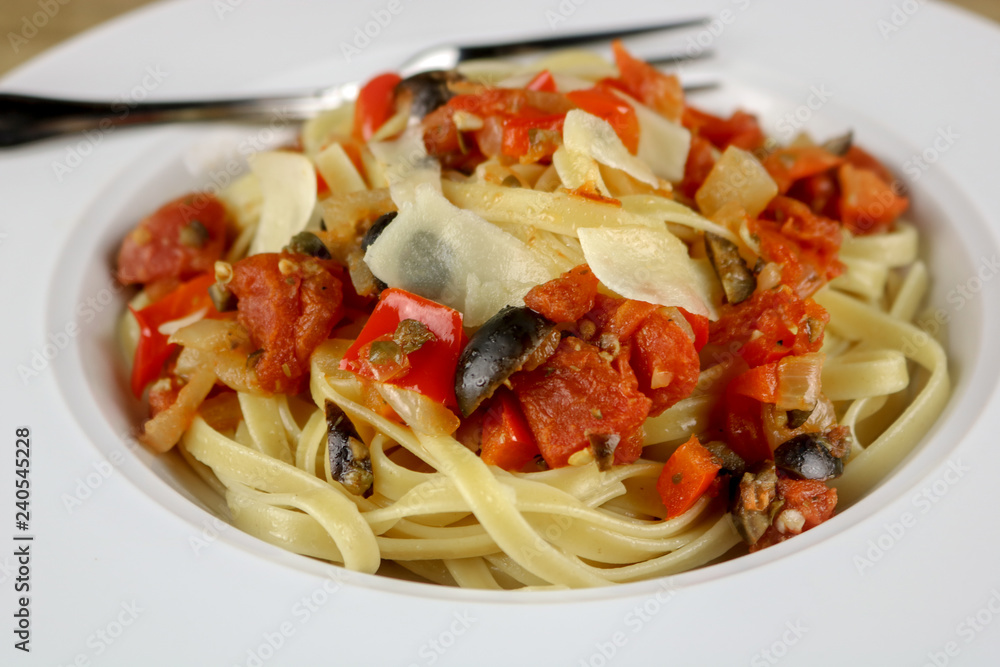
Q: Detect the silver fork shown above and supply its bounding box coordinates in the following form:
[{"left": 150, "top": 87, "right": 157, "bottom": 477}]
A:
[{"left": 0, "top": 17, "right": 710, "bottom": 148}]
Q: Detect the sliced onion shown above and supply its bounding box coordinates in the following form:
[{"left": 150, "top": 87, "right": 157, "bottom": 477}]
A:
[
  {"left": 696, "top": 146, "right": 778, "bottom": 219},
  {"left": 775, "top": 353, "right": 824, "bottom": 412},
  {"left": 375, "top": 383, "right": 460, "bottom": 436}
]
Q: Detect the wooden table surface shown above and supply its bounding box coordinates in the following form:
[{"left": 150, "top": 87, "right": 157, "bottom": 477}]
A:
[{"left": 1, "top": 0, "right": 997, "bottom": 77}]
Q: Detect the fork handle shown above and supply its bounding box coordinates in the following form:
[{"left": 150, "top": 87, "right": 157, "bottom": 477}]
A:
[{"left": 0, "top": 85, "right": 358, "bottom": 148}]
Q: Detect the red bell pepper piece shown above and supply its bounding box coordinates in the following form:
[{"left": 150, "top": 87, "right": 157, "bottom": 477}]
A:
[
  {"left": 656, "top": 436, "right": 722, "bottom": 519},
  {"left": 525, "top": 69, "right": 557, "bottom": 92},
  {"left": 353, "top": 72, "right": 402, "bottom": 142},
  {"left": 340, "top": 288, "right": 464, "bottom": 407},
  {"left": 129, "top": 273, "right": 220, "bottom": 398},
  {"left": 480, "top": 388, "right": 541, "bottom": 471}
]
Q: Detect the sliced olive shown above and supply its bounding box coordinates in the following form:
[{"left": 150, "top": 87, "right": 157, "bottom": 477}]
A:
[
  {"left": 361, "top": 211, "right": 397, "bottom": 252},
  {"left": 731, "top": 461, "right": 781, "bottom": 545},
  {"left": 588, "top": 433, "right": 620, "bottom": 472},
  {"left": 774, "top": 433, "right": 844, "bottom": 481},
  {"left": 208, "top": 283, "right": 236, "bottom": 312},
  {"left": 704, "top": 441, "right": 745, "bottom": 478},
  {"left": 325, "top": 400, "right": 374, "bottom": 497},
  {"left": 786, "top": 408, "right": 814, "bottom": 430},
  {"left": 821, "top": 130, "right": 853, "bottom": 156},
  {"left": 705, "top": 232, "right": 755, "bottom": 305},
  {"left": 454, "top": 306, "right": 556, "bottom": 417},
  {"left": 394, "top": 70, "right": 466, "bottom": 119},
  {"left": 285, "top": 231, "right": 332, "bottom": 259}
]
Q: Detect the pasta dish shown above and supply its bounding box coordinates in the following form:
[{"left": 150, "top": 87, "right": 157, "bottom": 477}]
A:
[{"left": 114, "top": 44, "right": 949, "bottom": 589}]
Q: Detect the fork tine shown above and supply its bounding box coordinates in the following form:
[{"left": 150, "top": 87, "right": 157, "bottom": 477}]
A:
[{"left": 456, "top": 16, "right": 709, "bottom": 60}]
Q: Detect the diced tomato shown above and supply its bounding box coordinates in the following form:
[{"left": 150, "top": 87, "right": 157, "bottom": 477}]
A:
[
  {"left": 678, "top": 134, "right": 716, "bottom": 199},
  {"left": 511, "top": 337, "right": 651, "bottom": 469},
  {"left": 353, "top": 72, "right": 402, "bottom": 142},
  {"left": 762, "top": 146, "right": 844, "bottom": 195},
  {"left": 722, "top": 392, "right": 772, "bottom": 465},
  {"left": 501, "top": 114, "right": 565, "bottom": 162},
  {"left": 710, "top": 287, "right": 829, "bottom": 368},
  {"left": 777, "top": 477, "right": 837, "bottom": 529},
  {"left": 117, "top": 194, "right": 229, "bottom": 286},
  {"left": 837, "top": 163, "right": 908, "bottom": 236},
  {"left": 787, "top": 171, "right": 839, "bottom": 218},
  {"left": 656, "top": 436, "right": 722, "bottom": 519},
  {"left": 526, "top": 69, "right": 557, "bottom": 92},
  {"left": 682, "top": 105, "right": 766, "bottom": 151},
  {"left": 228, "top": 252, "right": 345, "bottom": 394},
  {"left": 524, "top": 264, "right": 600, "bottom": 323},
  {"left": 129, "top": 273, "right": 221, "bottom": 398},
  {"left": 480, "top": 388, "right": 541, "bottom": 471},
  {"left": 757, "top": 196, "right": 844, "bottom": 298},
  {"left": 678, "top": 308, "right": 709, "bottom": 351},
  {"left": 584, "top": 295, "right": 659, "bottom": 343},
  {"left": 727, "top": 362, "right": 780, "bottom": 404},
  {"left": 630, "top": 310, "right": 701, "bottom": 416},
  {"left": 341, "top": 288, "right": 464, "bottom": 407},
  {"left": 566, "top": 86, "right": 640, "bottom": 154},
  {"left": 611, "top": 40, "right": 684, "bottom": 122},
  {"left": 843, "top": 145, "right": 896, "bottom": 185}
]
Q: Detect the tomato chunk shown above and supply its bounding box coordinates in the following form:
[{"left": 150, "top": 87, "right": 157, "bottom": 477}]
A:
[
  {"left": 341, "top": 288, "right": 464, "bottom": 407},
  {"left": 228, "top": 252, "right": 345, "bottom": 394},
  {"left": 756, "top": 196, "right": 844, "bottom": 298},
  {"left": 630, "top": 310, "right": 701, "bottom": 416},
  {"left": 117, "top": 194, "right": 228, "bottom": 285},
  {"left": 709, "top": 286, "right": 829, "bottom": 368},
  {"left": 480, "top": 388, "right": 541, "bottom": 471},
  {"left": 512, "top": 337, "right": 651, "bottom": 469},
  {"left": 762, "top": 146, "right": 843, "bottom": 195},
  {"left": 837, "top": 163, "right": 908, "bottom": 235},
  {"left": 524, "top": 264, "right": 600, "bottom": 323},
  {"left": 611, "top": 40, "right": 683, "bottom": 122},
  {"left": 678, "top": 134, "right": 716, "bottom": 199},
  {"left": 682, "top": 105, "right": 766, "bottom": 151},
  {"left": 656, "top": 436, "right": 722, "bottom": 519},
  {"left": 779, "top": 477, "right": 838, "bottom": 529}
]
